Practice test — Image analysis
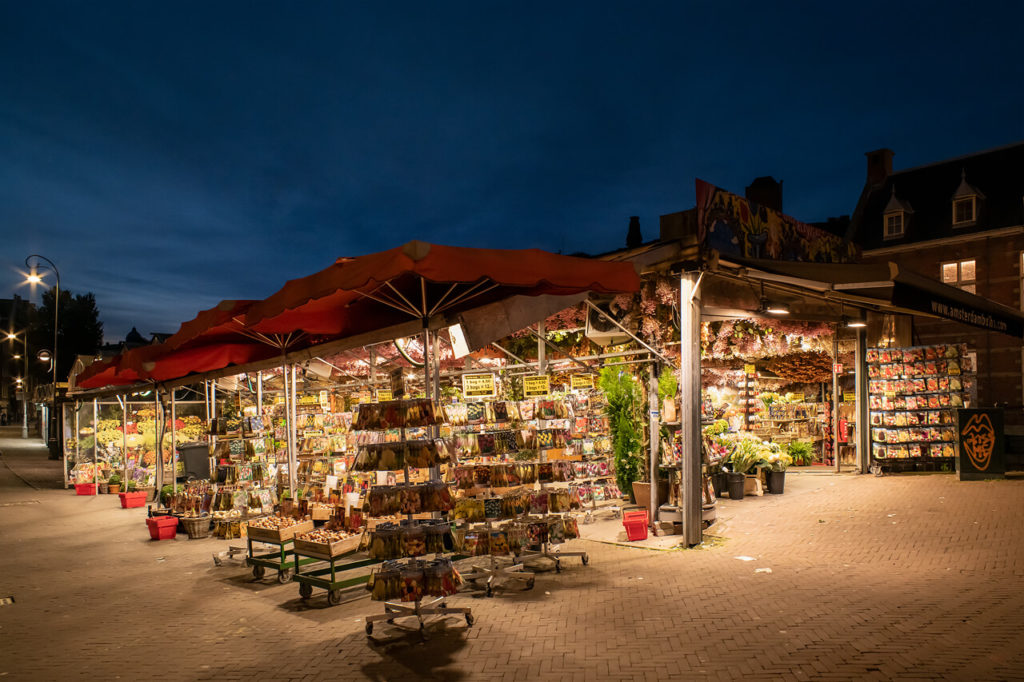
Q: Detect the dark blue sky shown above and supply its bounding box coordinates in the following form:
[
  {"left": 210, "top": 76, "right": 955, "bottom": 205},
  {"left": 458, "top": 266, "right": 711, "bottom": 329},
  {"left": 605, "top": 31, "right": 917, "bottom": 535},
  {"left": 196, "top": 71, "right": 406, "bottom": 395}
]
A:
[{"left": 3, "top": 2, "right": 1023, "bottom": 342}]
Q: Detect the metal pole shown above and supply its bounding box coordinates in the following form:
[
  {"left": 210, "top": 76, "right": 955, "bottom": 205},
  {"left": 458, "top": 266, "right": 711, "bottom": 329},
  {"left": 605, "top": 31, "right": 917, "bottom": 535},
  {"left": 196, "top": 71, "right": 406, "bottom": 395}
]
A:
[
  {"left": 679, "top": 272, "right": 702, "bottom": 546},
  {"left": 537, "top": 321, "right": 546, "bottom": 373},
  {"left": 154, "top": 388, "right": 163, "bottom": 494},
  {"left": 648, "top": 369, "right": 660, "bottom": 534},
  {"left": 855, "top": 328, "right": 869, "bottom": 474},
  {"left": 170, "top": 389, "right": 177, "bottom": 494},
  {"left": 289, "top": 365, "right": 298, "bottom": 496},
  {"left": 833, "top": 326, "right": 840, "bottom": 473},
  {"left": 73, "top": 403, "right": 79, "bottom": 488},
  {"left": 61, "top": 404, "right": 69, "bottom": 489},
  {"left": 121, "top": 395, "right": 128, "bottom": 489},
  {"left": 92, "top": 398, "right": 98, "bottom": 494},
  {"left": 21, "top": 335, "right": 28, "bottom": 439}
]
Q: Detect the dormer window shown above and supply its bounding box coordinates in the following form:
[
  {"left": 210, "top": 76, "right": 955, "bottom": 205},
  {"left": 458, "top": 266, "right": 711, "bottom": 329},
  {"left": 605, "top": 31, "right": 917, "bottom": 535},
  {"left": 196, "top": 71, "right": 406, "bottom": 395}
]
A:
[
  {"left": 952, "top": 169, "right": 983, "bottom": 228},
  {"left": 882, "top": 186, "right": 912, "bottom": 240},
  {"left": 884, "top": 211, "right": 904, "bottom": 238},
  {"left": 953, "top": 197, "right": 976, "bottom": 225}
]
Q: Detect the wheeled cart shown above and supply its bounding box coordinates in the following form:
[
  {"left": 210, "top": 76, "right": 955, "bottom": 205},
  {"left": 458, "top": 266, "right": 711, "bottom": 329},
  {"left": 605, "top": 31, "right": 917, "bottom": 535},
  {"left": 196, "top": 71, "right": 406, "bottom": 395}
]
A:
[{"left": 292, "top": 542, "right": 379, "bottom": 606}]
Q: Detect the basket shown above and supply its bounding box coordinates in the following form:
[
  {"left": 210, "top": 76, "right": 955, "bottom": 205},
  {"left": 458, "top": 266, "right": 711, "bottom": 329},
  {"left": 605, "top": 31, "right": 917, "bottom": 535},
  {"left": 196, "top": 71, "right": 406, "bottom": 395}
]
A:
[
  {"left": 119, "top": 491, "right": 147, "bottom": 508},
  {"left": 181, "top": 516, "right": 212, "bottom": 540},
  {"left": 293, "top": 534, "right": 361, "bottom": 559},
  {"left": 245, "top": 519, "right": 314, "bottom": 543},
  {"left": 622, "top": 509, "right": 649, "bottom": 542}
]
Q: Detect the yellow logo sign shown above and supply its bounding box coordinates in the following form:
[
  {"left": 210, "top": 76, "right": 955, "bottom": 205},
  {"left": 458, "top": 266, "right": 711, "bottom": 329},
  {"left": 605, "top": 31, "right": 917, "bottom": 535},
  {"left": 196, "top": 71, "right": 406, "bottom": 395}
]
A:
[{"left": 961, "top": 413, "right": 995, "bottom": 471}]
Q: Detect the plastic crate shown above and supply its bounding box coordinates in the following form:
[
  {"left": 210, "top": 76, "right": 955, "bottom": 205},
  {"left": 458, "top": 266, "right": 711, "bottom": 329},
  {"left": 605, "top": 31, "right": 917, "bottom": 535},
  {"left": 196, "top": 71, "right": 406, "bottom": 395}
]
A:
[
  {"left": 74, "top": 483, "right": 96, "bottom": 496},
  {"left": 146, "top": 515, "right": 178, "bottom": 540},
  {"left": 119, "top": 491, "right": 147, "bottom": 508},
  {"left": 622, "top": 509, "right": 649, "bottom": 542}
]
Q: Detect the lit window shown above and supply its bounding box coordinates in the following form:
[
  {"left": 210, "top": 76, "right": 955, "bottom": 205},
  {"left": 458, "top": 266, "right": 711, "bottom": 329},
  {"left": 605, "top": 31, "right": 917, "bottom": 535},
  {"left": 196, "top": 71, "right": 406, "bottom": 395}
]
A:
[
  {"left": 884, "top": 212, "right": 904, "bottom": 239},
  {"left": 942, "top": 259, "right": 976, "bottom": 293}
]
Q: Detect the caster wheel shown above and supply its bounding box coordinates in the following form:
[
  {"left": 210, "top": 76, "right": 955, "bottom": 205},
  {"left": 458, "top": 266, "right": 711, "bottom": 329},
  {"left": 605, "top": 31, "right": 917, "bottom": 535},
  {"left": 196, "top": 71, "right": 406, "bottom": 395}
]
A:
[
  {"left": 524, "top": 578, "right": 535, "bottom": 590},
  {"left": 555, "top": 560, "right": 561, "bottom": 574},
  {"left": 440, "top": 602, "right": 448, "bottom": 608},
  {"left": 582, "top": 554, "right": 589, "bottom": 566},
  {"left": 365, "top": 623, "right": 373, "bottom": 635},
  {"left": 299, "top": 583, "right": 313, "bottom": 600},
  {"left": 328, "top": 589, "right": 343, "bottom": 605},
  {"left": 277, "top": 568, "right": 293, "bottom": 584},
  {"left": 486, "top": 585, "right": 493, "bottom": 598},
  {"left": 386, "top": 619, "right": 395, "bottom": 625},
  {"left": 465, "top": 614, "right": 475, "bottom": 627},
  {"left": 252, "top": 565, "right": 266, "bottom": 579}
]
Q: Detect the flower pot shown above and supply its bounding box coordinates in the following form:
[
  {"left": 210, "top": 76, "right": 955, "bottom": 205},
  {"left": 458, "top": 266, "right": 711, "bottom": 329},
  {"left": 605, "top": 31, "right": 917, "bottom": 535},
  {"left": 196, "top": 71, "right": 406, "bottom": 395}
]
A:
[
  {"left": 767, "top": 470, "right": 786, "bottom": 494},
  {"left": 711, "top": 472, "right": 727, "bottom": 497},
  {"left": 146, "top": 515, "right": 178, "bottom": 540},
  {"left": 631, "top": 482, "right": 651, "bottom": 511},
  {"left": 108, "top": 484, "right": 121, "bottom": 494},
  {"left": 726, "top": 472, "right": 746, "bottom": 500},
  {"left": 98, "top": 482, "right": 109, "bottom": 495}
]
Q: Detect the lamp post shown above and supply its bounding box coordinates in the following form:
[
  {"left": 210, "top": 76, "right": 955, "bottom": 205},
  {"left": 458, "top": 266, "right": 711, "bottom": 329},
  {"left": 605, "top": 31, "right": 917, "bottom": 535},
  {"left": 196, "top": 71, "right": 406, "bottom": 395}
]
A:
[
  {"left": 25, "top": 255, "right": 61, "bottom": 458},
  {"left": 7, "top": 332, "right": 28, "bottom": 438}
]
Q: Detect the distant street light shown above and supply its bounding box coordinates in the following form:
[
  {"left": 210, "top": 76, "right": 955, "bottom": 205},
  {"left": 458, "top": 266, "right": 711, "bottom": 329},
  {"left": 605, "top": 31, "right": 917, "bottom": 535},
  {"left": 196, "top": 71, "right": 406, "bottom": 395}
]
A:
[
  {"left": 25, "top": 255, "right": 61, "bottom": 457},
  {"left": 6, "top": 330, "right": 29, "bottom": 438}
]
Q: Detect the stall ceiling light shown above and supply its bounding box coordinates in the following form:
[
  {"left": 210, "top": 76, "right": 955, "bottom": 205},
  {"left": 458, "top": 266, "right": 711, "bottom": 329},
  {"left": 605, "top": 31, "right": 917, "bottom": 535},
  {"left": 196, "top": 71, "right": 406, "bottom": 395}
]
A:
[
  {"left": 763, "top": 300, "right": 790, "bottom": 315},
  {"left": 844, "top": 316, "right": 867, "bottom": 328}
]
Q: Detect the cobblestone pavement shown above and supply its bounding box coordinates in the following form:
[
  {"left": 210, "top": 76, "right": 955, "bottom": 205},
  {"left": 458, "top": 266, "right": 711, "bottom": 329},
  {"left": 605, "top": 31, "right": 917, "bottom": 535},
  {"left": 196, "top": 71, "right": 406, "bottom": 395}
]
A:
[{"left": 2, "top": 428, "right": 1023, "bottom": 681}]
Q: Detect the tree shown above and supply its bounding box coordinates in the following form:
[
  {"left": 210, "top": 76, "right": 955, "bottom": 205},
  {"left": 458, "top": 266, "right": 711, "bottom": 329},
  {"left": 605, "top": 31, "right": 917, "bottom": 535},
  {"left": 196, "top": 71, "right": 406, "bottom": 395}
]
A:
[{"left": 28, "top": 287, "right": 104, "bottom": 383}]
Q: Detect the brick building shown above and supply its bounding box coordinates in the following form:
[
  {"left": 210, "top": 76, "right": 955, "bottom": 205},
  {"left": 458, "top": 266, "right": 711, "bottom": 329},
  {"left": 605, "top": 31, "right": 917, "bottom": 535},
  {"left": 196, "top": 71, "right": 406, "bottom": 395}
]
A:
[{"left": 848, "top": 142, "right": 1024, "bottom": 424}]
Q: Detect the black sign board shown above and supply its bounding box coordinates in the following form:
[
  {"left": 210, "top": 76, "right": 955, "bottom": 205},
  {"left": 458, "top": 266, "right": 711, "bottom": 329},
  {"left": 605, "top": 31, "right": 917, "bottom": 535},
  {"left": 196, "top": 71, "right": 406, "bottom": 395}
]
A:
[
  {"left": 892, "top": 282, "right": 1024, "bottom": 338},
  {"left": 954, "top": 408, "right": 1005, "bottom": 480}
]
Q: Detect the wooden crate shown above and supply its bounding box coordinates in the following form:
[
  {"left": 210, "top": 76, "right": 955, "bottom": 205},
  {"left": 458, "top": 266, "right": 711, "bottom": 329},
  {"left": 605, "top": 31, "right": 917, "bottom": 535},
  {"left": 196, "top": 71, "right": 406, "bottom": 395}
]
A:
[
  {"left": 293, "top": 533, "right": 361, "bottom": 558},
  {"left": 246, "top": 519, "right": 314, "bottom": 543}
]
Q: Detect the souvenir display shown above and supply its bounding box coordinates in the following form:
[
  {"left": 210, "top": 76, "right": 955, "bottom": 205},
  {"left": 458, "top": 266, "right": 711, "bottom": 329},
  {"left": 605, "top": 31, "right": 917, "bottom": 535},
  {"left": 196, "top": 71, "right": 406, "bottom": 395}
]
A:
[{"left": 867, "top": 344, "right": 975, "bottom": 464}]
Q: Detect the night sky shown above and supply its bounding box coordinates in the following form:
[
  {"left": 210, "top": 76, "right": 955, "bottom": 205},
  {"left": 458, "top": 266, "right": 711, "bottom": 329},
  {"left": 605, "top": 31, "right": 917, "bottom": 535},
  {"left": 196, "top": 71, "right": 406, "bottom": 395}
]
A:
[{"left": 3, "top": 2, "right": 1023, "bottom": 342}]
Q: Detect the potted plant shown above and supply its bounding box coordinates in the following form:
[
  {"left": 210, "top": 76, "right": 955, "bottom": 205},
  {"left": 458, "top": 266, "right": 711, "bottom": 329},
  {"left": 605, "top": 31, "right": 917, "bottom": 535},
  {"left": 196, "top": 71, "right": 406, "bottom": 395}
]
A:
[
  {"left": 726, "top": 435, "right": 766, "bottom": 500},
  {"left": 788, "top": 440, "right": 814, "bottom": 467},
  {"left": 160, "top": 484, "right": 175, "bottom": 507},
  {"left": 763, "top": 445, "right": 793, "bottom": 494},
  {"left": 599, "top": 367, "right": 644, "bottom": 504},
  {"left": 702, "top": 420, "right": 732, "bottom": 496},
  {"left": 107, "top": 473, "right": 122, "bottom": 494}
]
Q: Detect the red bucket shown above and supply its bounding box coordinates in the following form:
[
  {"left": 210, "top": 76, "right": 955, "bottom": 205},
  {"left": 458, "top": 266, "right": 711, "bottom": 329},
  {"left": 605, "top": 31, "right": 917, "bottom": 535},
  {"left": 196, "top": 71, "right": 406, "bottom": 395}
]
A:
[
  {"left": 622, "top": 509, "right": 649, "bottom": 542},
  {"left": 146, "top": 515, "right": 178, "bottom": 540},
  {"left": 74, "top": 483, "right": 97, "bottom": 496},
  {"left": 119, "top": 491, "right": 147, "bottom": 508}
]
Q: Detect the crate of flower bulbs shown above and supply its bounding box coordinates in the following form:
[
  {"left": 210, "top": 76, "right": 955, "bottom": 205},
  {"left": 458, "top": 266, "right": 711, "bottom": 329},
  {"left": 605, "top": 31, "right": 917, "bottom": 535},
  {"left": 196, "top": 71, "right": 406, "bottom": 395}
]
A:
[
  {"left": 245, "top": 515, "right": 315, "bottom": 543},
  {"left": 293, "top": 528, "right": 363, "bottom": 559}
]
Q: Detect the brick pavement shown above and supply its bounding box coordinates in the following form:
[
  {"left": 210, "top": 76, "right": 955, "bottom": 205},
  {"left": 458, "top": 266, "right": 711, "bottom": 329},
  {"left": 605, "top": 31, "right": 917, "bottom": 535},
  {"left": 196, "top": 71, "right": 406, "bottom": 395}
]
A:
[{"left": 1, "top": 432, "right": 1023, "bottom": 681}]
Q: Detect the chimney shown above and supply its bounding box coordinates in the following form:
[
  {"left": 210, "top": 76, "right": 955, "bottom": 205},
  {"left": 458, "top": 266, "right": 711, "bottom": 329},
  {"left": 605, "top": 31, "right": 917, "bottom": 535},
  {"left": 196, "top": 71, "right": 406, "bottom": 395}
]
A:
[
  {"left": 744, "top": 176, "right": 783, "bottom": 212},
  {"left": 865, "top": 148, "right": 894, "bottom": 185},
  {"left": 626, "top": 216, "right": 643, "bottom": 248}
]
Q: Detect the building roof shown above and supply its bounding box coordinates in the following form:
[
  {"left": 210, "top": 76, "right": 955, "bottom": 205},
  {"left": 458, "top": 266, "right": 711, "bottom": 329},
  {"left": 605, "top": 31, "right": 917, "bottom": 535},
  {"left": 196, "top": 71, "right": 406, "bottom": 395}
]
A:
[{"left": 850, "top": 141, "right": 1024, "bottom": 250}]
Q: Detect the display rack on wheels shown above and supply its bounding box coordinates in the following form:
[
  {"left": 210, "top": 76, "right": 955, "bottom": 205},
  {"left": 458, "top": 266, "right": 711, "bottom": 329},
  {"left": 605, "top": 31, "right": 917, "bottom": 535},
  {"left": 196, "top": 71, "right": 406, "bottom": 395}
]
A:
[
  {"left": 355, "top": 399, "right": 472, "bottom": 636},
  {"left": 245, "top": 517, "right": 315, "bottom": 583},
  {"left": 292, "top": 531, "right": 377, "bottom": 605}
]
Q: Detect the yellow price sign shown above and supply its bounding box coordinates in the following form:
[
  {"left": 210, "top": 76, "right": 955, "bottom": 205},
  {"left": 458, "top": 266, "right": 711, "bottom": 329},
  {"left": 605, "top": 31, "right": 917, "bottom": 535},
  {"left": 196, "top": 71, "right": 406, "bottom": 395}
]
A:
[
  {"left": 376, "top": 389, "right": 393, "bottom": 402},
  {"left": 523, "top": 374, "right": 551, "bottom": 398},
  {"left": 462, "top": 373, "right": 496, "bottom": 398},
  {"left": 790, "top": 393, "right": 804, "bottom": 403},
  {"left": 744, "top": 364, "right": 756, "bottom": 375},
  {"left": 844, "top": 391, "right": 856, "bottom": 402},
  {"left": 570, "top": 374, "right": 594, "bottom": 390}
]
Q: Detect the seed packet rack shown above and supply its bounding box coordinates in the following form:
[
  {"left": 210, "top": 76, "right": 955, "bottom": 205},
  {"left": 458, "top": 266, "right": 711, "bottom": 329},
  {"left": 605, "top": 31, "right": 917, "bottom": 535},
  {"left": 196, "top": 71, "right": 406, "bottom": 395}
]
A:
[{"left": 353, "top": 399, "right": 473, "bottom": 635}]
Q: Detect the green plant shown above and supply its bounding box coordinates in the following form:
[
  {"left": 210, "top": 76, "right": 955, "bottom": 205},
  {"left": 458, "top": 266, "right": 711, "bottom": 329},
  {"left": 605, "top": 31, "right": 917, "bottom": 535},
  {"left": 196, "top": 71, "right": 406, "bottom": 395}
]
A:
[
  {"left": 599, "top": 366, "right": 645, "bottom": 495},
  {"left": 729, "top": 435, "right": 768, "bottom": 474},
  {"left": 160, "top": 484, "right": 174, "bottom": 505},
  {"left": 763, "top": 443, "right": 793, "bottom": 471},
  {"left": 787, "top": 440, "right": 814, "bottom": 466},
  {"left": 657, "top": 371, "right": 678, "bottom": 402},
  {"left": 125, "top": 480, "right": 138, "bottom": 492},
  {"left": 107, "top": 473, "right": 122, "bottom": 486}
]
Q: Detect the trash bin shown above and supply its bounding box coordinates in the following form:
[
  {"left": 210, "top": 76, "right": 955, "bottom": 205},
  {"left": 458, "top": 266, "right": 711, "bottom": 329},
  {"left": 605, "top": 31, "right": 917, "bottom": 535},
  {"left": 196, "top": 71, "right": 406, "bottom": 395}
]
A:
[{"left": 178, "top": 442, "right": 212, "bottom": 481}]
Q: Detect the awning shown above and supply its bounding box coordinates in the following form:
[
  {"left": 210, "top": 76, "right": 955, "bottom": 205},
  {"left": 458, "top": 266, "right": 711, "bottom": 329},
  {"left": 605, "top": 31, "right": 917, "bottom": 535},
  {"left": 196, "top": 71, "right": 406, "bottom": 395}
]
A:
[
  {"left": 720, "top": 258, "right": 1024, "bottom": 338},
  {"left": 244, "top": 240, "right": 641, "bottom": 336}
]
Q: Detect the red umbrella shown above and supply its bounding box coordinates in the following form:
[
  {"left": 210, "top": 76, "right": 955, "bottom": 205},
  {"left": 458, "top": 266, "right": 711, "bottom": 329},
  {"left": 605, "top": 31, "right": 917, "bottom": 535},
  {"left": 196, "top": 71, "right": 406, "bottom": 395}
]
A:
[{"left": 245, "top": 240, "right": 640, "bottom": 335}]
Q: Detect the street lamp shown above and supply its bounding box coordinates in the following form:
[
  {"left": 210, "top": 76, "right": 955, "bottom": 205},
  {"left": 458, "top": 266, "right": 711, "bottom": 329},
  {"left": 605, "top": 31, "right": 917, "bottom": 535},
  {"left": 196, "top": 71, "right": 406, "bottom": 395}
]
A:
[
  {"left": 6, "top": 330, "right": 29, "bottom": 438},
  {"left": 25, "top": 255, "right": 61, "bottom": 458}
]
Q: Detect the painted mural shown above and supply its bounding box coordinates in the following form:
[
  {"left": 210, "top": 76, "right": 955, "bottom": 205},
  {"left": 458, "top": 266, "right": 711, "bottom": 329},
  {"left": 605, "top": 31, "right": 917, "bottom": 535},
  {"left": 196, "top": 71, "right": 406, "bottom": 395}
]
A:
[{"left": 696, "top": 179, "right": 859, "bottom": 263}]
